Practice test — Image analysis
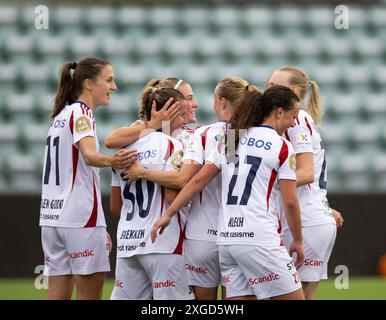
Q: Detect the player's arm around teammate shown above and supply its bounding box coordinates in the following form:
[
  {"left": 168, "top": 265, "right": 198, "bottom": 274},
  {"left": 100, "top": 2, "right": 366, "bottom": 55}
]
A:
[
  {"left": 151, "top": 162, "right": 220, "bottom": 241},
  {"left": 40, "top": 58, "right": 136, "bottom": 300},
  {"left": 110, "top": 85, "right": 194, "bottom": 300},
  {"left": 154, "top": 85, "right": 306, "bottom": 300},
  {"left": 106, "top": 78, "right": 201, "bottom": 189},
  {"left": 104, "top": 98, "right": 181, "bottom": 149},
  {"left": 105, "top": 78, "right": 198, "bottom": 149}
]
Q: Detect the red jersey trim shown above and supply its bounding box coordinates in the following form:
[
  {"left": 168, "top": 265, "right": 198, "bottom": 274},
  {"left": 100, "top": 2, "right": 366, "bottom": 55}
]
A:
[
  {"left": 304, "top": 116, "right": 313, "bottom": 136},
  {"left": 200, "top": 127, "right": 210, "bottom": 151},
  {"left": 84, "top": 178, "right": 98, "bottom": 228},
  {"left": 277, "top": 213, "right": 282, "bottom": 234},
  {"left": 284, "top": 129, "right": 290, "bottom": 141},
  {"left": 266, "top": 169, "right": 277, "bottom": 211},
  {"left": 172, "top": 212, "right": 184, "bottom": 255},
  {"left": 71, "top": 145, "right": 79, "bottom": 191},
  {"left": 69, "top": 111, "right": 74, "bottom": 134},
  {"left": 164, "top": 139, "right": 175, "bottom": 161},
  {"left": 278, "top": 140, "right": 289, "bottom": 167}
]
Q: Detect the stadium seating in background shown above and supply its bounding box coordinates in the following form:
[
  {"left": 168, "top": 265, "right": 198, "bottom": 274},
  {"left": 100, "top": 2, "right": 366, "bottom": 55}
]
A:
[{"left": 0, "top": 3, "right": 384, "bottom": 194}]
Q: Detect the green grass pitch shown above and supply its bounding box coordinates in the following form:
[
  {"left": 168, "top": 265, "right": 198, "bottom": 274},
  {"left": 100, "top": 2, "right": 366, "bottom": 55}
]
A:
[{"left": 0, "top": 277, "right": 385, "bottom": 300}]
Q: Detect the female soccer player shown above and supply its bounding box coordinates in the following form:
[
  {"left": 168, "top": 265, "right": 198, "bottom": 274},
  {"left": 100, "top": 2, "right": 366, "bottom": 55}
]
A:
[
  {"left": 267, "top": 67, "right": 343, "bottom": 299},
  {"left": 123, "top": 77, "right": 252, "bottom": 300},
  {"left": 152, "top": 84, "right": 306, "bottom": 300},
  {"left": 110, "top": 85, "right": 194, "bottom": 300},
  {"left": 40, "top": 57, "right": 136, "bottom": 300},
  {"left": 104, "top": 77, "right": 198, "bottom": 149}
]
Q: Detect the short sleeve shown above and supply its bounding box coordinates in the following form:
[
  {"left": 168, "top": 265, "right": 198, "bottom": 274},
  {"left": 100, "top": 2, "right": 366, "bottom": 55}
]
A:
[
  {"left": 278, "top": 141, "right": 297, "bottom": 181},
  {"left": 183, "top": 131, "right": 204, "bottom": 165},
  {"left": 206, "top": 140, "right": 224, "bottom": 169},
  {"left": 72, "top": 105, "right": 95, "bottom": 144},
  {"left": 286, "top": 124, "right": 312, "bottom": 154}
]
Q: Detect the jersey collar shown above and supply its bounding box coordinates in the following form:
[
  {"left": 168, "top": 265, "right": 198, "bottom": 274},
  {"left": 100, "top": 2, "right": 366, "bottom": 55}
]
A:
[
  {"left": 73, "top": 100, "right": 92, "bottom": 110},
  {"left": 256, "top": 125, "right": 274, "bottom": 130}
]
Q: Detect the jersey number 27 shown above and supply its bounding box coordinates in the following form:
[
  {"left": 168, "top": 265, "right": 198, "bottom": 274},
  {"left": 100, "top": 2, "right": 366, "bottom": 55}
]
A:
[{"left": 227, "top": 155, "right": 262, "bottom": 206}]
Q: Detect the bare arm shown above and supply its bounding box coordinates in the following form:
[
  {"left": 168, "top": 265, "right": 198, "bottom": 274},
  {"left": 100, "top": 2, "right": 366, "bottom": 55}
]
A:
[
  {"left": 124, "top": 160, "right": 202, "bottom": 190},
  {"left": 296, "top": 152, "right": 314, "bottom": 187},
  {"left": 151, "top": 163, "right": 220, "bottom": 242},
  {"left": 104, "top": 99, "right": 181, "bottom": 149},
  {"left": 105, "top": 122, "right": 155, "bottom": 149},
  {"left": 279, "top": 179, "right": 304, "bottom": 269},
  {"left": 79, "top": 136, "right": 137, "bottom": 168},
  {"left": 110, "top": 186, "right": 122, "bottom": 216},
  {"left": 165, "top": 188, "right": 179, "bottom": 205}
]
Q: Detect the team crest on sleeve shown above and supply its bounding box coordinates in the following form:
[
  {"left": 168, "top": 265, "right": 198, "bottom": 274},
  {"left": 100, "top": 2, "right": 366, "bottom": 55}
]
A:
[
  {"left": 289, "top": 153, "right": 296, "bottom": 173},
  {"left": 171, "top": 150, "right": 184, "bottom": 171},
  {"left": 295, "top": 133, "right": 311, "bottom": 145},
  {"left": 76, "top": 116, "right": 92, "bottom": 133}
]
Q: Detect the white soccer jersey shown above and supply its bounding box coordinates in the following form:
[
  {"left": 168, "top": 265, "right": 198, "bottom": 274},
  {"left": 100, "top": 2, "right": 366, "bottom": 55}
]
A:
[
  {"left": 183, "top": 122, "right": 226, "bottom": 242},
  {"left": 176, "top": 126, "right": 195, "bottom": 145},
  {"left": 281, "top": 109, "right": 335, "bottom": 229},
  {"left": 111, "top": 132, "right": 185, "bottom": 258},
  {"left": 208, "top": 126, "right": 297, "bottom": 246},
  {"left": 174, "top": 126, "right": 196, "bottom": 223},
  {"left": 39, "top": 101, "right": 105, "bottom": 228}
]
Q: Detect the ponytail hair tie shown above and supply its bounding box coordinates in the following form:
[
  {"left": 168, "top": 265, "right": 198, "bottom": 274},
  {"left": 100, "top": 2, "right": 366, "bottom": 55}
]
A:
[
  {"left": 151, "top": 80, "right": 160, "bottom": 93},
  {"left": 70, "top": 62, "right": 77, "bottom": 79}
]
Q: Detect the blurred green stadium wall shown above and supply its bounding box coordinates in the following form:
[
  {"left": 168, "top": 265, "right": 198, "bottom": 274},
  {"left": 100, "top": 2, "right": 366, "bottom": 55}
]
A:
[{"left": 0, "top": 194, "right": 385, "bottom": 277}]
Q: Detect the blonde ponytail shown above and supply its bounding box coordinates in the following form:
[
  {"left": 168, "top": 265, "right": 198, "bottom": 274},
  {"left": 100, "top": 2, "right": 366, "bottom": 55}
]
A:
[
  {"left": 278, "top": 67, "right": 324, "bottom": 126},
  {"left": 307, "top": 80, "right": 324, "bottom": 125}
]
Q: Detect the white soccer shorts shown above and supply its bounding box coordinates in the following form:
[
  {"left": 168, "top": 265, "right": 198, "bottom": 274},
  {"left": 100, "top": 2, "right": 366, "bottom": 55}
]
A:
[
  {"left": 41, "top": 226, "right": 110, "bottom": 276},
  {"left": 111, "top": 253, "right": 195, "bottom": 300},
  {"left": 282, "top": 223, "right": 337, "bottom": 282},
  {"left": 219, "top": 244, "right": 302, "bottom": 299},
  {"left": 183, "top": 239, "right": 223, "bottom": 288}
]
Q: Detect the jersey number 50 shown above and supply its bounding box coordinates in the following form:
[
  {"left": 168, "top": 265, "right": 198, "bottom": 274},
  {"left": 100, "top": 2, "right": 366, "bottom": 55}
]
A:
[{"left": 122, "top": 180, "right": 155, "bottom": 221}]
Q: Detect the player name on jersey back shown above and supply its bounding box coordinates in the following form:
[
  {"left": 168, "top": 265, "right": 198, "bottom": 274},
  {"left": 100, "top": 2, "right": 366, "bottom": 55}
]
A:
[
  {"left": 39, "top": 102, "right": 106, "bottom": 228},
  {"left": 111, "top": 132, "right": 185, "bottom": 257},
  {"left": 211, "top": 126, "right": 297, "bottom": 246}
]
